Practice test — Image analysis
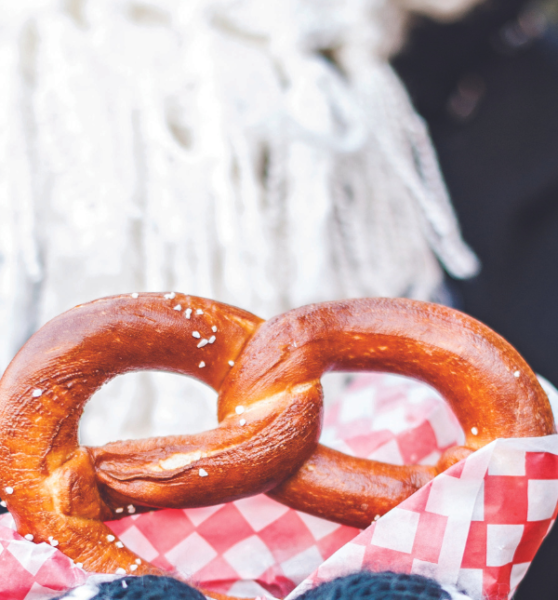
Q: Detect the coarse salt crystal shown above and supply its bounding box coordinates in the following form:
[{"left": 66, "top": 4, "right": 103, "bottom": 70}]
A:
[
  {"left": 212, "top": 326, "right": 217, "bottom": 332},
  {"left": 115, "top": 507, "right": 124, "bottom": 513},
  {"left": 192, "top": 331, "right": 201, "bottom": 338},
  {"left": 199, "top": 361, "right": 205, "bottom": 368},
  {"left": 5, "top": 486, "right": 13, "bottom": 495},
  {"left": 196, "top": 309, "right": 203, "bottom": 315},
  {"left": 49, "top": 537, "right": 59, "bottom": 547},
  {"left": 127, "top": 505, "right": 136, "bottom": 514},
  {"left": 209, "top": 335, "right": 216, "bottom": 344},
  {"left": 131, "top": 293, "right": 139, "bottom": 299},
  {"left": 173, "top": 304, "right": 182, "bottom": 311},
  {"left": 228, "top": 360, "right": 234, "bottom": 367},
  {"left": 135, "top": 558, "right": 141, "bottom": 564},
  {"left": 471, "top": 427, "right": 478, "bottom": 435},
  {"left": 115, "top": 541, "right": 124, "bottom": 548},
  {"left": 164, "top": 292, "right": 176, "bottom": 300},
  {"left": 116, "top": 567, "right": 126, "bottom": 575},
  {"left": 130, "top": 564, "right": 138, "bottom": 571},
  {"left": 235, "top": 406, "right": 245, "bottom": 415},
  {"left": 197, "top": 339, "right": 209, "bottom": 348},
  {"left": 514, "top": 370, "right": 520, "bottom": 378},
  {"left": 0, "top": 501, "right": 6, "bottom": 507},
  {"left": 32, "top": 389, "right": 42, "bottom": 397},
  {"left": 199, "top": 468, "right": 208, "bottom": 477},
  {"left": 107, "top": 534, "right": 115, "bottom": 542},
  {"left": 24, "top": 534, "right": 33, "bottom": 541},
  {"left": 185, "top": 308, "right": 192, "bottom": 319},
  {"left": 240, "top": 419, "right": 246, "bottom": 426}
]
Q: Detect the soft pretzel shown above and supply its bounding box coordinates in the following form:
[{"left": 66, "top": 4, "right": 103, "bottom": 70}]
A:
[
  {"left": 0, "top": 295, "right": 554, "bottom": 581},
  {"left": 93, "top": 298, "right": 555, "bottom": 530}
]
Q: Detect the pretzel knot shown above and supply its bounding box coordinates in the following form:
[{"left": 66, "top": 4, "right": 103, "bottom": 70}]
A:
[{"left": 0, "top": 294, "right": 554, "bottom": 581}]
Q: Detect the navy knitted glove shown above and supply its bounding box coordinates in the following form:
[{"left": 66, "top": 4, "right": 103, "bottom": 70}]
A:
[
  {"left": 56, "top": 575, "right": 206, "bottom": 600},
  {"left": 296, "top": 572, "right": 452, "bottom": 600}
]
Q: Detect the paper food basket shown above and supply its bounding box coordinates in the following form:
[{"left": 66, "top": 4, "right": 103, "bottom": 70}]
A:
[{"left": 2, "top": 373, "right": 558, "bottom": 600}]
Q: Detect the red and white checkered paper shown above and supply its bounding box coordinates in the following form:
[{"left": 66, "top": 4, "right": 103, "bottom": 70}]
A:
[{"left": 2, "top": 373, "right": 558, "bottom": 600}]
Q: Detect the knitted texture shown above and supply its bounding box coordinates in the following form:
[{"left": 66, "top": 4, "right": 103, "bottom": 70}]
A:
[
  {"left": 295, "top": 572, "right": 452, "bottom": 600},
  {"left": 57, "top": 576, "right": 206, "bottom": 600},
  {"left": 56, "top": 573, "right": 457, "bottom": 600}
]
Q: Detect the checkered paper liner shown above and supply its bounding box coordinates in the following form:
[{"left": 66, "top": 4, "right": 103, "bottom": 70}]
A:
[{"left": 1, "top": 373, "right": 558, "bottom": 600}]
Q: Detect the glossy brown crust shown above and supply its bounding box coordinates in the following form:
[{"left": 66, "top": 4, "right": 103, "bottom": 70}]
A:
[
  {"left": 268, "top": 447, "right": 436, "bottom": 529},
  {"left": 0, "top": 293, "right": 267, "bottom": 575}
]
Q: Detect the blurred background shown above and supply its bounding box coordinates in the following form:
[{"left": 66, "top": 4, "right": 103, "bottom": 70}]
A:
[
  {"left": 394, "top": 0, "right": 558, "bottom": 393},
  {"left": 393, "top": 2, "right": 558, "bottom": 597},
  {"left": 0, "top": 0, "right": 557, "bottom": 597}
]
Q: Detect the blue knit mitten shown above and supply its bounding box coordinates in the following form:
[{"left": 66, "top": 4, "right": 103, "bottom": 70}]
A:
[
  {"left": 56, "top": 575, "right": 206, "bottom": 600},
  {"left": 296, "top": 572, "right": 452, "bottom": 600}
]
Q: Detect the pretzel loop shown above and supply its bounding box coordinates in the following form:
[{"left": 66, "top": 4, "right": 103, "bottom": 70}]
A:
[
  {"left": 0, "top": 294, "right": 318, "bottom": 576},
  {"left": 255, "top": 298, "right": 555, "bottom": 527}
]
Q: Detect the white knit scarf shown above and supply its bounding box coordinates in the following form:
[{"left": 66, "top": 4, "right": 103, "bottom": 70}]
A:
[{"left": 0, "top": 0, "right": 480, "bottom": 443}]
